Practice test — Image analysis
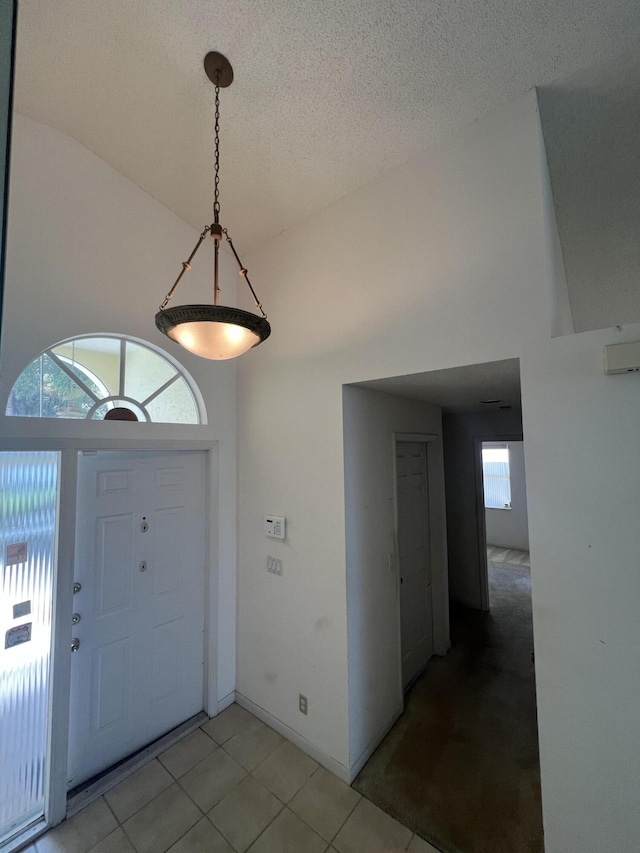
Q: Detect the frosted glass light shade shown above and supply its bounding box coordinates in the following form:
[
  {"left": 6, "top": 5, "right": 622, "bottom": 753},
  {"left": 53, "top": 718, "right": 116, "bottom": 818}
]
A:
[
  {"left": 169, "top": 320, "right": 258, "bottom": 359},
  {"left": 156, "top": 305, "right": 271, "bottom": 360}
]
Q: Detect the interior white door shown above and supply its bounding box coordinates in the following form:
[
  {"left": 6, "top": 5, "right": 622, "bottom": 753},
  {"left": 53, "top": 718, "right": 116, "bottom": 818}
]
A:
[
  {"left": 397, "top": 441, "right": 434, "bottom": 689},
  {"left": 67, "top": 450, "right": 206, "bottom": 788}
]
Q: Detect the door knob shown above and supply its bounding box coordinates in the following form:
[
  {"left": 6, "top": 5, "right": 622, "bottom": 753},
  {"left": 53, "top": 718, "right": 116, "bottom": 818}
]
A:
[{"left": 71, "top": 638, "right": 80, "bottom": 652}]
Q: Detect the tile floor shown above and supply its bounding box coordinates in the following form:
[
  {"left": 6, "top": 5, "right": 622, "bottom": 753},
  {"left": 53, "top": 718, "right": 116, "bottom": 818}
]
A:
[{"left": 25, "top": 704, "right": 439, "bottom": 853}]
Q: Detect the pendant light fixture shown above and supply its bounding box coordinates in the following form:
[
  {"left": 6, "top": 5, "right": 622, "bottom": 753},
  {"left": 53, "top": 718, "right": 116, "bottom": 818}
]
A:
[{"left": 155, "top": 52, "right": 271, "bottom": 360}]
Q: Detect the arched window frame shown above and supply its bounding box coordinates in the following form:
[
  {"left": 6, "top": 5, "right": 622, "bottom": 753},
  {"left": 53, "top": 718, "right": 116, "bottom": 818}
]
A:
[{"left": 5, "top": 334, "right": 207, "bottom": 424}]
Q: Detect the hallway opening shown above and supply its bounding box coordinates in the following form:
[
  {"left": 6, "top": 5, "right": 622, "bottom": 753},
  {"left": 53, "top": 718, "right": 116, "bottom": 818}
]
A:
[{"left": 348, "top": 358, "right": 543, "bottom": 853}]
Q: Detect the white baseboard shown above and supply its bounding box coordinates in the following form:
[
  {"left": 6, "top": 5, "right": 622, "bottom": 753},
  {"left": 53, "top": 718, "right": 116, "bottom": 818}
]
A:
[
  {"left": 235, "top": 693, "right": 351, "bottom": 783},
  {"left": 348, "top": 704, "right": 403, "bottom": 782},
  {"left": 217, "top": 690, "right": 236, "bottom": 715}
]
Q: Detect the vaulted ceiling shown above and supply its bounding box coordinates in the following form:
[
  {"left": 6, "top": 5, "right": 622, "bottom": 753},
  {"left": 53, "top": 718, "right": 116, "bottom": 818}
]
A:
[{"left": 13, "top": 0, "right": 640, "bottom": 250}]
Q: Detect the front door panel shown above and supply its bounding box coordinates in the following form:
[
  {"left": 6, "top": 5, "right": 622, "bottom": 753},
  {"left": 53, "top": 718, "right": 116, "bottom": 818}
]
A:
[{"left": 67, "top": 451, "right": 206, "bottom": 789}]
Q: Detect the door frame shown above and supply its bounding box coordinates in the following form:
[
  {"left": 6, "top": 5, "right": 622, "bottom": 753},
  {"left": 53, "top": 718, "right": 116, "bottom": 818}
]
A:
[
  {"left": 0, "top": 436, "right": 219, "bottom": 834},
  {"left": 473, "top": 433, "right": 523, "bottom": 611},
  {"left": 392, "top": 432, "right": 441, "bottom": 709}
]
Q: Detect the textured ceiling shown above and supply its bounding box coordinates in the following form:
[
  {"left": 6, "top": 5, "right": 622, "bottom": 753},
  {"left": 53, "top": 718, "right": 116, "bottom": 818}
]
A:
[
  {"left": 13, "top": 0, "right": 640, "bottom": 250},
  {"left": 354, "top": 358, "right": 521, "bottom": 413}
]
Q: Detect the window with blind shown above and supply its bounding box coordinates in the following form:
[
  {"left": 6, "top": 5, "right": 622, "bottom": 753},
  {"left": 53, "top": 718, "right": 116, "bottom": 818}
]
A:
[{"left": 482, "top": 442, "right": 511, "bottom": 509}]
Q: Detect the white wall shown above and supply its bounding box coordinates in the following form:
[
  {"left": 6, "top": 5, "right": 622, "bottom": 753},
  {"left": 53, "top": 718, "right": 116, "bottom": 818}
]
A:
[
  {"left": 237, "top": 89, "right": 549, "bottom": 778},
  {"left": 0, "top": 115, "right": 238, "bottom": 707},
  {"left": 485, "top": 440, "right": 529, "bottom": 551},
  {"left": 0, "top": 0, "right": 14, "bottom": 327},
  {"left": 522, "top": 323, "right": 640, "bottom": 851},
  {"left": 342, "top": 385, "right": 448, "bottom": 772},
  {"left": 538, "top": 57, "right": 640, "bottom": 333},
  {"left": 238, "top": 86, "right": 640, "bottom": 850},
  {"left": 443, "top": 407, "right": 523, "bottom": 609}
]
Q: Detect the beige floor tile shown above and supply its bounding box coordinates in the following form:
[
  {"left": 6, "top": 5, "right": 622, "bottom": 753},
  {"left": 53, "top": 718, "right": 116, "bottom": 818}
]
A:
[
  {"left": 246, "top": 808, "right": 327, "bottom": 853},
  {"left": 224, "top": 720, "right": 283, "bottom": 771},
  {"left": 209, "top": 775, "right": 283, "bottom": 852},
  {"left": 104, "top": 759, "right": 173, "bottom": 822},
  {"left": 37, "top": 798, "right": 118, "bottom": 853},
  {"left": 159, "top": 728, "right": 218, "bottom": 778},
  {"left": 122, "top": 783, "right": 201, "bottom": 853},
  {"left": 179, "top": 749, "right": 247, "bottom": 811},
  {"left": 88, "top": 827, "right": 135, "bottom": 852},
  {"left": 166, "top": 817, "right": 234, "bottom": 852},
  {"left": 333, "top": 798, "right": 413, "bottom": 853},
  {"left": 289, "top": 767, "right": 361, "bottom": 841},
  {"left": 252, "top": 740, "right": 318, "bottom": 803},
  {"left": 201, "top": 703, "right": 255, "bottom": 744},
  {"left": 408, "top": 835, "right": 441, "bottom": 852}
]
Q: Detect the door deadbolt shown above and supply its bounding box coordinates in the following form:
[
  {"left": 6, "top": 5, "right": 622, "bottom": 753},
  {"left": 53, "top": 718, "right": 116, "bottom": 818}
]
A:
[
  {"left": 73, "top": 582, "right": 82, "bottom": 594},
  {"left": 71, "top": 638, "right": 80, "bottom": 652},
  {"left": 72, "top": 613, "right": 81, "bottom": 624},
  {"left": 139, "top": 560, "right": 147, "bottom": 573},
  {"left": 140, "top": 517, "right": 148, "bottom": 533}
]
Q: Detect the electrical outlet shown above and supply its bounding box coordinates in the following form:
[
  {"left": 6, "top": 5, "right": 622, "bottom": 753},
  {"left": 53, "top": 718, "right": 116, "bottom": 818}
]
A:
[{"left": 299, "top": 694, "right": 308, "bottom": 715}]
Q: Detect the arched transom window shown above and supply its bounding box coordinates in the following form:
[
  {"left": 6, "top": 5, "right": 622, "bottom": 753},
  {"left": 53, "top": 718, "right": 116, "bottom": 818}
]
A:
[{"left": 6, "top": 335, "right": 205, "bottom": 424}]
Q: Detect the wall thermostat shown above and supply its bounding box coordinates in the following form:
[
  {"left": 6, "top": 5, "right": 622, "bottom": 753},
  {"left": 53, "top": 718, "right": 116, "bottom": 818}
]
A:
[{"left": 265, "top": 516, "right": 286, "bottom": 539}]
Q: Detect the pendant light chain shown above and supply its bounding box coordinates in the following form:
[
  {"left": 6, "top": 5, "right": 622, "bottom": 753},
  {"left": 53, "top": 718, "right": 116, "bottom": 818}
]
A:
[
  {"left": 213, "top": 78, "right": 221, "bottom": 224},
  {"left": 156, "top": 50, "right": 271, "bottom": 355}
]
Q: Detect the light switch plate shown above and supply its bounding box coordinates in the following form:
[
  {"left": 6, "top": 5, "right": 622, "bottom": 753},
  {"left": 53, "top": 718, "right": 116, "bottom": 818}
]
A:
[
  {"left": 267, "top": 556, "right": 283, "bottom": 575},
  {"left": 265, "top": 516, "right": 286, "bottom": 539}
]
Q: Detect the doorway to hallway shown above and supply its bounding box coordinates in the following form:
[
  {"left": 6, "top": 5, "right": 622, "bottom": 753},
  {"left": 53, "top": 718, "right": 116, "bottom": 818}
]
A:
[{"left": 349, "top": 357, "right": 543, "bottom": 853}]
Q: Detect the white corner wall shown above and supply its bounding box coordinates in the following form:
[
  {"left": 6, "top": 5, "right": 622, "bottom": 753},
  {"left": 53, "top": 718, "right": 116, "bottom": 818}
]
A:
[
  {"left": 0, "top": 114, "right": 238, "bottom": 706},
  {"left": 238, "top": 85, "right": 640, "bottom": 851},
  {"left": 485, "top": 440, "right": 529, "bottom": 551},
  {"left": 521, "top": 323, "right": 640, "bottom": 851},
  {"left": 342, "top": 385, "right": 448, "bottom": 773}
]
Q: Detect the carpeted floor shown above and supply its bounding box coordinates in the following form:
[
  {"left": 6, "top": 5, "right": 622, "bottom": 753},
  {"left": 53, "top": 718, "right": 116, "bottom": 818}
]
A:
[{"left": 353, "top": 549, "right": 544, "bottom": 853}]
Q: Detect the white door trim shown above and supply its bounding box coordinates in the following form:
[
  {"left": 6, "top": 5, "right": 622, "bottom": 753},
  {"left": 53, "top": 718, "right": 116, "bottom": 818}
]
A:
[{"left": 0, "top": 436, "right": 219, "bottom": 831}]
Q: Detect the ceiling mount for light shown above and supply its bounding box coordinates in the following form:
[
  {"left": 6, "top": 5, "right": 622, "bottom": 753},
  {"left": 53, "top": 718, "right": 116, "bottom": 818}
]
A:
[{"left": 155, "top": 52, "right": 271, "bottom": 360}]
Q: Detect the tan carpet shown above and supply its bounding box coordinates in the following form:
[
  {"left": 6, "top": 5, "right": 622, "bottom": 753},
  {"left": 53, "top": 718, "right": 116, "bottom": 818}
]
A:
[{"left": 353, "top": 553, "right": 544, "bottom": 853}]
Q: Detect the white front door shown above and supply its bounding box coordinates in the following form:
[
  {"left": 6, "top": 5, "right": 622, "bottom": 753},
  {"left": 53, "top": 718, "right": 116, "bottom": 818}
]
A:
[
  {"left": 67, "top": 451, "right": 206, "bottom": 788},
  {"left": 397, "top": 441, "right": 434, "bottom": 689}
]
